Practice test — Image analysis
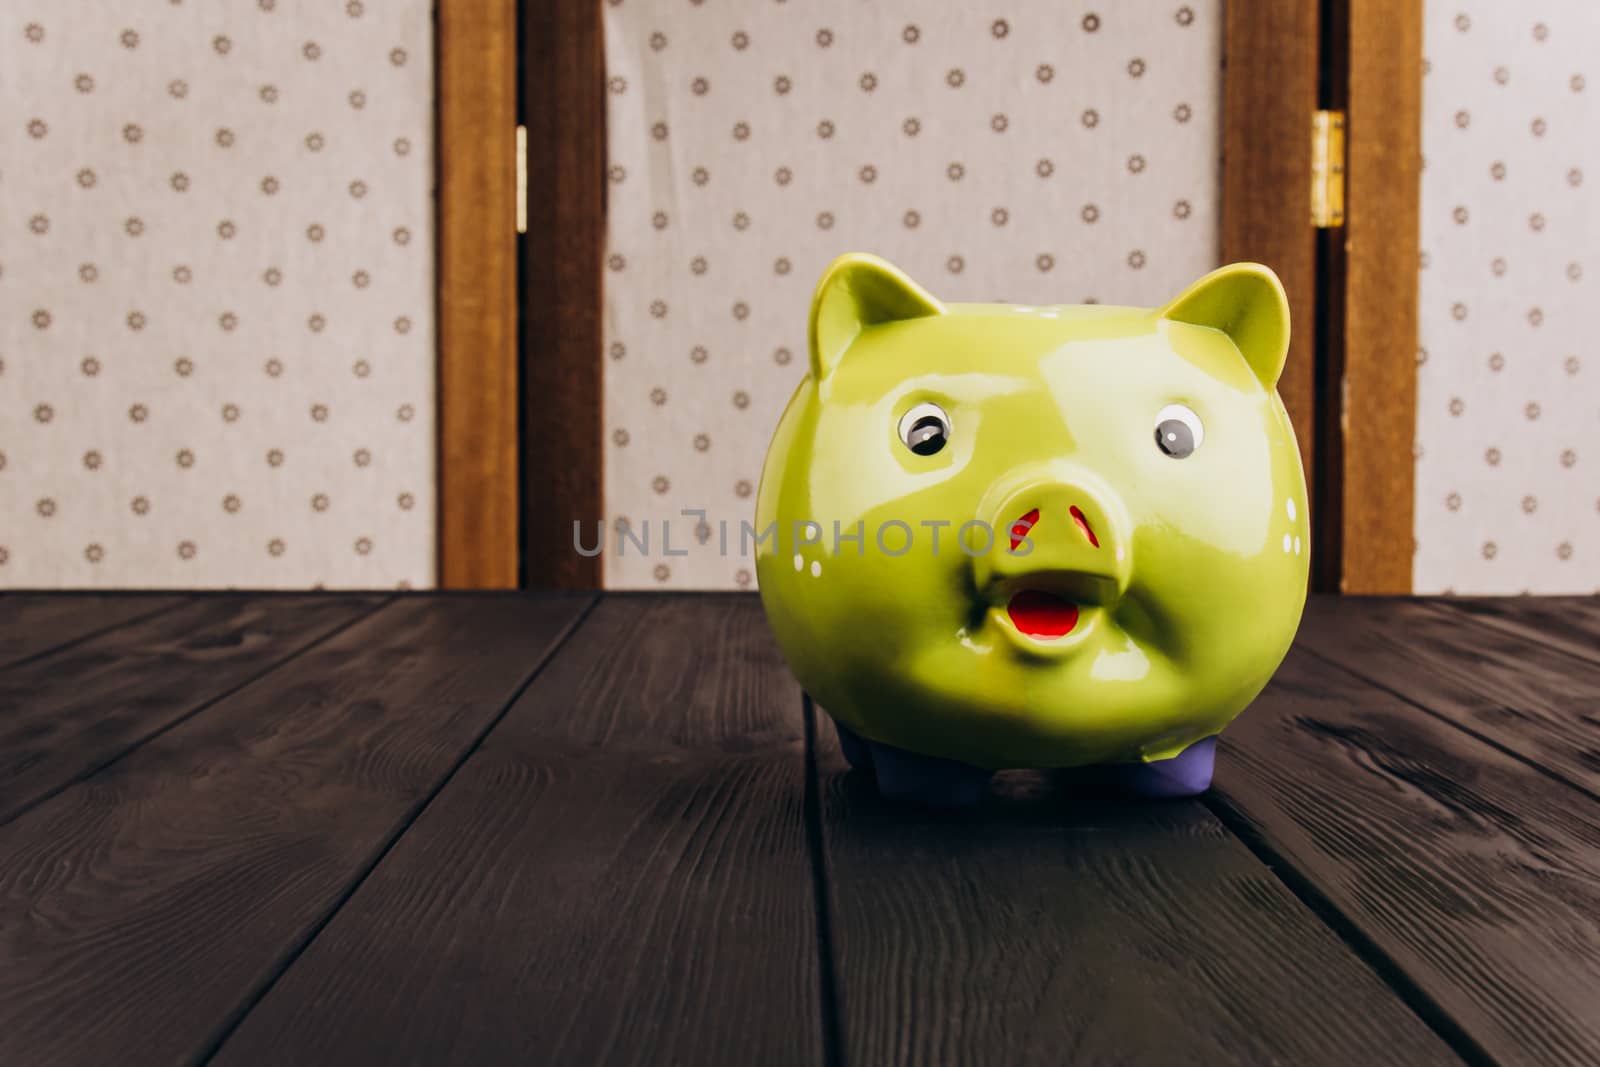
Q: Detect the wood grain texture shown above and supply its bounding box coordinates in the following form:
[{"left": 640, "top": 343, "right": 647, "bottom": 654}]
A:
[
  {"left": 521, "top": 0, "right": 605, "bottom": 589},
  {"left": 438, "top": 0, "right": 520, "bottom": 588},
  {"left": 0, "top": 594, "right": 181, "bottom": 669},
  {"left": 1339, "top": 0, "right": 1422, "bottom": 592},
  {"left": 1214, "top": 645, "right": 1600, "bottom": 1066},
  {"left": 0, "top": 595, "right": 590, "bottom": 1067},
  {"left": 813, "top": 704, "right": 1459, "bottom": 1066},
  {"left": 1222, "top": 0, "right": 1320, "bottom": 484},
  {"left": 1429, "top": 596, "right": 1600, "bottom": 669},
  {"left": 0, "top": 595, "right": 384, "bottom": 825},
  {"left": 211, "top": 595, "right": 820, "bottom": 1067},
  {"left": 1297, "top": 596, "right": 1600, "bottom": 799}
]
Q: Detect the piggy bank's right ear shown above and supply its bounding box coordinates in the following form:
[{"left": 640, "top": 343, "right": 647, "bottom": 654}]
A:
[
  {"left": 808, "top": 253, "right": 946, "bottom": 380},
  {"left": 1158, "top": 263, "right": 1290, "bottom": 389}
]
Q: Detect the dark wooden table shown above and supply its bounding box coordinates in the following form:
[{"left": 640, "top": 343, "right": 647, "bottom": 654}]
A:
[{"left": 2, "top": 593, "right": 1599, "bottom": 1066}]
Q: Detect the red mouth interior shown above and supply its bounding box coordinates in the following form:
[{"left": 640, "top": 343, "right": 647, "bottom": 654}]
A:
[{"left": 1006, "top": 589, "right": 1080, "bottom": 639}]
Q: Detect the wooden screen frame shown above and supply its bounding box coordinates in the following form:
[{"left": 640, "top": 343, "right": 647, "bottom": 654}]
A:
[
  {"left": 439, "top": 1, "right": 1422, "bottom": 592},
  {"left": 1221, "top": 0, "right": 1320, "bottom": 489},
  {"left": 1338, "top": 0, "right": 1421, "bottom": 593},
  {"left": 1223, "top": 0, "right": 1421, "bottom": 594},
  {"left": 519, "top": 0, "right": 606, "bottom": 590},
  {"left": 436, "top": 0, "right": 520, "bottom": 588}
]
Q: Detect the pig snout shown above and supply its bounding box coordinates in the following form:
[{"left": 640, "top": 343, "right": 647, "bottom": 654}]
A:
[{"left": 970, "top": 466, "right": 1133, "bottom": 605}]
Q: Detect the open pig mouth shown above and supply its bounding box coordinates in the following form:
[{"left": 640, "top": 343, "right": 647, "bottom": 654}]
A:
[
  {"left": 1006, "top": 589, "right": 1080, "bottom": 638},
  {"left": 996, "top": 505, "right": 1109, "bottom": 641}
]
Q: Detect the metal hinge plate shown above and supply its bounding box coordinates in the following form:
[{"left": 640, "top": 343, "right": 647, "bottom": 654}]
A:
[
  {"left": 1311, "top": 110, "right": 1346, "bottom": 228},
  {"left": 516, "top": 124, "right": 527, "bottom": 234}
]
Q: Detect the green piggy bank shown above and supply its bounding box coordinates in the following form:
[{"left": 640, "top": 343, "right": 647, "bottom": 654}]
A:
[{"left": 754, "top": 253, "right": 1309, "bottom": 805}]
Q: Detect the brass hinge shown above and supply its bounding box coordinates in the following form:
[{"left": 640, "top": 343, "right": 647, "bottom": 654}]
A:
[
  {"left": 515, "top": 124, "right": 527, "bottom": 235},
  {"left": 1311, "top": 110, "right": 1346, "bottom": 228}
]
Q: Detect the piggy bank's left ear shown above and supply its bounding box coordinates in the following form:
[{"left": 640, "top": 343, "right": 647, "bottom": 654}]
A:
[
  {"left": 1157, "top": 263, "right": 1290, "bottom": 389},
  {"left": 809, "top": 253, "right": 946, "bottom": 380}
]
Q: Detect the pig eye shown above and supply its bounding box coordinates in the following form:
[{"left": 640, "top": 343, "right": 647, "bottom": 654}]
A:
[
  {"left": 898, "top": 402, "right": 951, "bottom": 456},
  {"left": 1154, "top": 403, "right": 1203, "bottom": 458}
]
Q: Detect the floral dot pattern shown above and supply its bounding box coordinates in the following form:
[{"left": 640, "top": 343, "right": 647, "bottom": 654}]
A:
[
  {"left": 1416, "top": 4, "right": 1596, "bottom": 593},
  {"left": 1, "top": 3, "right": 435, "bottom": 589},
  {"left": 603, "top": 2, "right": 1221, "bottom": 588}
]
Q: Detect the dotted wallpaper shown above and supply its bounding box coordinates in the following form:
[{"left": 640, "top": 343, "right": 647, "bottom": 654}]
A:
[
  {"left": 602, "top": 2, "right": 1223, "bottom": 590},
  {"left": 1, "top": 1, "right": 435, "bottom": 589},
  {"left": 1416, "top": 3, "right": 1597, "bottom": 594}
]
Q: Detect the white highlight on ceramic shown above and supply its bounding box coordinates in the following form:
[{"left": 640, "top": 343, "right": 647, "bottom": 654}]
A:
[{"left": 1090, "top": 642, "right": 1153, "bottom": 682}]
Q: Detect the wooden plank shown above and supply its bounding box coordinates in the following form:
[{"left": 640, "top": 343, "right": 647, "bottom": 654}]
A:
[
  {"left": 0, "top": 594, "right": 182, "bottom": 669},
  {"left": 1429, "top": 596, "right": 1600, "bottom": 670},
  {"left": 1298, "top": 596, "right": 1600, "bottom": 799},
  {"left": 1222, "top": 0, "right": 1320, "bottom": 486},
  {"left": 0, "top": 595, "right": 385, "bottom": 825},
  {"left": 438, "top": 0, "right": 520, "bottom": 588},
  {"left": 1339, "top": 0, "right": 1422, "bottom": 592},
  {"left": 521, "top": 0, "right": 605, "bottom": 588},
  {"left": 1214, "top": 645, "right": 1600, "bottom": 1065},
  {"left": 211, "top": 595, "right": 820, "bottom": 1066},
  {"left": 0, "top": 595, "right": 590, "bottom": 1067},
  {"left": 813, "top": 707, "right": 1460, "bottom": 1065}
]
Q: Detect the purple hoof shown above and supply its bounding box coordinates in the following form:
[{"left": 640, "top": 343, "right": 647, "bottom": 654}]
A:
[
  {"left": 1079, "top": 736, "right": 1217, "bottom": 799},
  {"left": 833, "top": 720, "right": 991, "bottom": 808},
  {"left": 832, "top": 717, "right": 875, "bottom": 770}
]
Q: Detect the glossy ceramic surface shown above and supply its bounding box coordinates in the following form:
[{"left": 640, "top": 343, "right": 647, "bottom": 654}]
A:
[{"left": 755, "top": 253, "right": 1310, "bottom": 772}]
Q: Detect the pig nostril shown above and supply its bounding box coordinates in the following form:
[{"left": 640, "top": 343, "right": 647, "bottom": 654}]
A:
[
  {"left": 1009, "top": 508, "right": 1039, "bottom": 552},
  {"left": 1069, "top": 505, "right": 1099, "bottom": 548}
]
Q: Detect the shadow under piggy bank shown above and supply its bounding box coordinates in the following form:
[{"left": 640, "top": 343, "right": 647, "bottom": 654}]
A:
[{"left": 833, "top": 719, "right": 1216, "bottom": 809}]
